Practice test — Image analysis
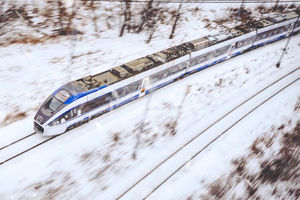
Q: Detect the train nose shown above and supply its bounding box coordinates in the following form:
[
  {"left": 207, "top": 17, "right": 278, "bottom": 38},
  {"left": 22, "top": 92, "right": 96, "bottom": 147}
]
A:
[{"left": 34, "top": 121, "right": 44, "bottom": 134}]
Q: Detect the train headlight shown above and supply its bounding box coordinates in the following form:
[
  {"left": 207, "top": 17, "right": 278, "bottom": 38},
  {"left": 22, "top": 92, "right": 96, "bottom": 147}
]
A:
[{"left": 50, "top": 120, "right": 59, "bottom": 126}]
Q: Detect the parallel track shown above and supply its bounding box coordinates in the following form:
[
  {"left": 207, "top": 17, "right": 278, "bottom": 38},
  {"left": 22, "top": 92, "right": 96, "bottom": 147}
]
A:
[
  {"left": 117, "top": 67, "right": 300, "bottom": 199},
  {"left": 0, "top": 68, "right": 298, "bottom": 173},
  {"left": 0, "top": 132, "right": 36, "bottom": 151},
  {"left": 0, "top": 134, "right": 58, "bottom": 166},
  {"left": 144, "top": 75, "right": 299, "bottom": 199}
]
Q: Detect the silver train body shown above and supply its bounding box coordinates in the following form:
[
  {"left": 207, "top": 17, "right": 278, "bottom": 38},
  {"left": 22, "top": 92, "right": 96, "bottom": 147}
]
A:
[{"left": 34, "top": 10, "right": 300, "bottom": 136}]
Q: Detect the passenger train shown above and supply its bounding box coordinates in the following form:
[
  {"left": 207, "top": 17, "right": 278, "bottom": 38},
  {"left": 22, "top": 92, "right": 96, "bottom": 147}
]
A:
[{"left": 34, "top": 10, "right": 300, "bottom": 136}]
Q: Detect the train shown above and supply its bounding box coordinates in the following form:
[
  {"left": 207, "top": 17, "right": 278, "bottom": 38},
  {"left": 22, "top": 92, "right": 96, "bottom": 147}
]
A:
[{"left": 34, "top": 10, "right": 300, "bottom": 136}]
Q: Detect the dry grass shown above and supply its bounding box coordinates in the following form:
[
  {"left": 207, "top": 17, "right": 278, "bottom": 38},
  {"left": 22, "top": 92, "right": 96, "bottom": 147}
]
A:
[
  {"left": 1, "top": 110, "right": 27, "bottom": 126},
  {"left": 202, "top": 98, "right": 300, "bottom": 199}
]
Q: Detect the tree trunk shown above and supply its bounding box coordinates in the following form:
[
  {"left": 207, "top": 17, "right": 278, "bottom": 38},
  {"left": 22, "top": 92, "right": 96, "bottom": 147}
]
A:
[{"left": 169, "top": 4, "right": 181, "bottom": 39}]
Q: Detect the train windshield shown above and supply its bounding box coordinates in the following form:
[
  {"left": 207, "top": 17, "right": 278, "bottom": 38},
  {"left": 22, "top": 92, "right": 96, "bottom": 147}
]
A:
[{"left": 48, "top": 89, "right": 70, "bottom": 111}]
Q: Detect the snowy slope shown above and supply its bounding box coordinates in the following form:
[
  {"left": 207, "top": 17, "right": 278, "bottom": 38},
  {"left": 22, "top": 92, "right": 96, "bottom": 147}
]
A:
[
  {"left": 0, "top": 34, "right": 299, "bottom": 199},
  {"left": 0, "top": 1, "right": 300, "bottom": 199},
  {"left": 147, "top": 77, "right": 300, "bottom": 200}
]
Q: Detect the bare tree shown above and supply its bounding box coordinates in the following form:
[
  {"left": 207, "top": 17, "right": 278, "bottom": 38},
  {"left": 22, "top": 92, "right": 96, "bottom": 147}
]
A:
[
  {"left": 56, "top": 0, "right": 67, "bottom": 34},
  {"left": 54, "top": 0, "right": 79, "bottom": 36},
  {"left": 145, "top": 19, "right": 158, "bottom": 43},
  {"left": 169, "top": 4, "right": 182, "bottom": 39},
  {"left": 137, "top": 1, "right": 165, "bottom": 43},
  {"left": 137, "top": 0, "right": 154, "bottom": 33},
  {"left": 83, "top": 0, "right": 100, "bottom": 36},
  {"left": 119, "top": 0, "right": 132, "bottom": 37},
  {"left": 273, "top": 0, "right": 280, "bottom": 12}
]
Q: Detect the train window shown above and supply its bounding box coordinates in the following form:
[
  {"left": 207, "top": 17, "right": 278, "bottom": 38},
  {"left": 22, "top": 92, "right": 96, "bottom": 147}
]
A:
[
  {"left": 55, "top": 90, "right": 70, "bottom": 103},
  {"left": 151, "top": 71, "right": 163, "bottom": 83},
  {"left": 240, "top": 39, "right": 247, "bottom": 47},
  {"left": 190, "top": 59, "right": 197, "bottom": 66},
  {"left": 175, "top": 63, "right": 184, "bottom": 73},
  {"left": 215, "top": 45, "right": 230, "bottom": 57},
  {"left": 195, "top": 53, "right": 208, "bottom": 64},
  {"left": 46, "top": 89, "right": 71, "bottom": 112},
  {"left": 263, "top": 33, "right": 267, "bottom": 38},
  {"left": 150, "top": 63, "right": 183, "bottom": 83},
  {"left": 258, "top": 31, "right": 268, "bottom": 40},
  {"left": 257, "top": 24, "right": 291, "bottom": 41},
  {"left": 51, "top": 107, "right": 78, "bottom": 125},
  {"left": 164, "top": 66, "right": 178, "bottom": 77},
  {"left": 284, "top": 25, "right": 290, "bottom": 31},
  {"left": 104, "top": 94, "right": 114, "bottom": 103},
  {"left": 180, "top": 62, "right": 188, "bottom": 70},
  {"left": 221, "top": 46, "right": 228, "bottom": 55},
  {"left": 277, "top": 27, "right": 283, "bottom": 34},
  {"left": 81, "top": 92, "right": 115, "bottom": 114},
  {"left": 193, "top": 56, "right": 200, "bottom": 65},
  {"left": 206, "top": 51, "right": 215, "bottom": 60},
  {"left": 276, "top": 27, "right": 284, "bottom": 34},
  {"left": 273, "top": 28, "right": 279, "bottom": 35},
  {"left": 237, "top": 36, "right": 255, "bottom": 48},
  {"left": 210, "top": 50, "right": 216, "bottom": 57},
  {"left": 119, "top": 86, "right": 129, "bottom": 97},
  {"left": 115, "top": 80, "right": 140, "bottom": 98},
  {"left": 268, "top": 30, "right": 273, "bottom": 37},
  {"left": 276, "top": 28, "right": 283, "bottom": 34},
  {"left": 48, "top": 97, "right": 62, "bottom": 111},
  {"left": 195, "top": 56, "right": 202, "bottom": 65},
  {"left": 257, "top": 33, "right": 262, "bottom": 40},
  {"left": 202, "top": 54, "right": 209, "bottom": 62}
]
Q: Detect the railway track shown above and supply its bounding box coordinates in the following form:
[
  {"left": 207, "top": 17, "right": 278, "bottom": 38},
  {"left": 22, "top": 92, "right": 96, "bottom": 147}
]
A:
[
  {"left": 116, "top": 67, "right": 300, "bottom": 199},
  {"left": 0, "top": 132, "right": 36, "bottom": 151},
  {"left": 0, "top": 67, "right": 298, "bottom": 180},
  {"left": 0, "top": 133, "right": 57, "bottom": 166}
]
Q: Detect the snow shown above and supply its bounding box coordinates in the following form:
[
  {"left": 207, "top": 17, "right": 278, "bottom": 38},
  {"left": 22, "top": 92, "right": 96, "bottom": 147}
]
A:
[
  {"left": 0, "top": 118, "right": 33, "bottom": 149},
  {"left": 147, "top": 82, "right": 300, "bottom": 200},
  {"left": 0, "top": 1, "right": 300, "bottom": 199},
  {"left": 120, "top": 70, "right": 300, "bottom": 200}
]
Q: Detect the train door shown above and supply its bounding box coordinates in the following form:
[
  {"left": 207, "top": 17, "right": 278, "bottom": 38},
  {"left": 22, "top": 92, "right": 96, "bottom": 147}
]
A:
[
  {"left": 139, "top": 77, "right": 150, "bottom": 97},
  {"left": 227, "top": 42, "right": 236, "bottom": 59}
]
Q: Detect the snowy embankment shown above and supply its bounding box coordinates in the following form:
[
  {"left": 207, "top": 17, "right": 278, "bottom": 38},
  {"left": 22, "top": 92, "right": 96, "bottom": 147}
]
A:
[
  {"left": 147, "top": 75, "right": 300, "bottom": 200},
  {"left": 0, "top": 34, "right": 299, "bottom": 199},
  {"left": 120, "top": 69, "right": 299, "bottom": 199},
  {"left": 0, "top": 1, "right": 300, "bottom": 199}
]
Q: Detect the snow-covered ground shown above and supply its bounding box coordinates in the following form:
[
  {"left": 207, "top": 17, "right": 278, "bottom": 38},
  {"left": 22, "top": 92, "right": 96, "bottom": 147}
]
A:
[
  {"left": 147, "top": 77, "right": 300, "bottom": 200},
  {"left": 0, "top": 1, "right": 299, "bottom": 199}
]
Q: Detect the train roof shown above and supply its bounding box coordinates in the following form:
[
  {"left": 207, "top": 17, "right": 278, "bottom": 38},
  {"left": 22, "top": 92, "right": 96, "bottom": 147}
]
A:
[
  {"left": 160, "top": 43, "right": 193, "bottom": 62},
  {"left": 123, "top": 57, "right": 155, "bottom": 73},
  {"left": 266, "top": 11, "right": 298, "bottom": 23},
  {"left": 61, "top": 9, "right": 299, "bottom": 104},
  {"left": 229, "top": 27, "right": 244, "bottom": 37},
  {"left": 188, "top": 37, "right": 210, "bottom": 51},
  {"left": 76, "top": 71, "right": 119, "bottom": 90}
]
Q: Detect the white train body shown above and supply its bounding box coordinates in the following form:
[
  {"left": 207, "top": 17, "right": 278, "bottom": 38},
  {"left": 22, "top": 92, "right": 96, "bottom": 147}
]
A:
[{"left": 34, "top": 10, "right": 300, "bottom": 136}]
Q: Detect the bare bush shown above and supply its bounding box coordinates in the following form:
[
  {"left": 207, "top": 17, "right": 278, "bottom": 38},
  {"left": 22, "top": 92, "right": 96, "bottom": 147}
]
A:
[
  {"left": 2, "top": 110, "right": 27, "bottom": 126},
  {"left": 204, "top": 119, "right": 300, "bottom": 199}
]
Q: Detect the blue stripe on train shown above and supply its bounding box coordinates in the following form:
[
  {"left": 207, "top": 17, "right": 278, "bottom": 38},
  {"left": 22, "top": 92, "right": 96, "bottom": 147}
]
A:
[
  {"left": 57, "top": 32, "right": 293, "bottom": 128},
  {"left": 253, "top": 34, "right": 287, "bottom": 48}
]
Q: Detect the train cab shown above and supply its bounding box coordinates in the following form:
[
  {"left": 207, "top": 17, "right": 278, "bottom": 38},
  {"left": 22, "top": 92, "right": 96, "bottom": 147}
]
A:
[
  {"left": 34, "top": 81, "right": 89, "bottom": 135},
  {"left": 34, "top": 89, "right": 70, "bottom": 132}
]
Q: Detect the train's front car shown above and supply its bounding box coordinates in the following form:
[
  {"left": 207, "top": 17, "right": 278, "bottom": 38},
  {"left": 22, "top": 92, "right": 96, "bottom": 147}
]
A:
[{"left": 34, "top": 81, "right": 88, "bottom": 136}]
